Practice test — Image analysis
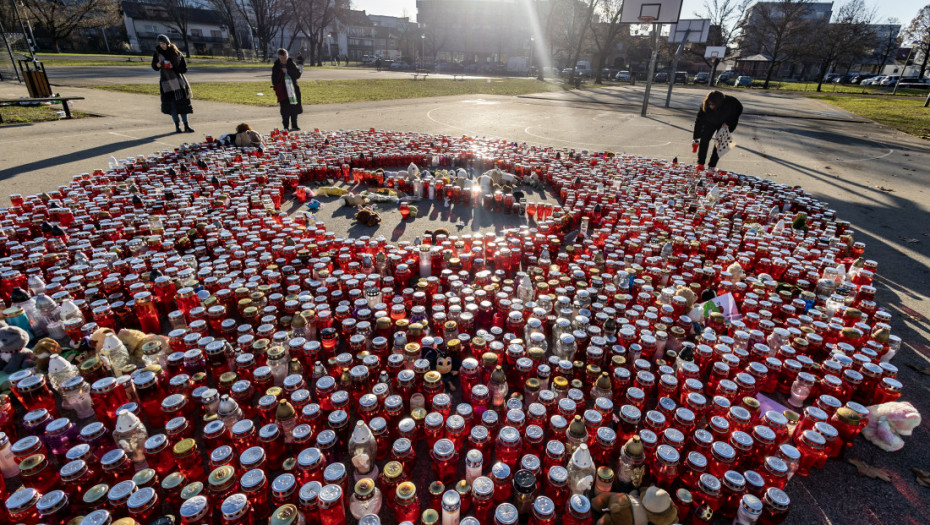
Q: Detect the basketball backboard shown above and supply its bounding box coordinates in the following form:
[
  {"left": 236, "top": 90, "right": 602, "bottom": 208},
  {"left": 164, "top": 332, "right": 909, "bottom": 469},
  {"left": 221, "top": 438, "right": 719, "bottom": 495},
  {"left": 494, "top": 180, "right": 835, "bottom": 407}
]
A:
[
  {"left": 620, "top": 0, "right": 683, "bottom": 24},
  {"left": 705, "top": 46, "right": 726, "bottom": 59},
  {"left": 669, "top": 19, "right": 710, "bottom": 43}
]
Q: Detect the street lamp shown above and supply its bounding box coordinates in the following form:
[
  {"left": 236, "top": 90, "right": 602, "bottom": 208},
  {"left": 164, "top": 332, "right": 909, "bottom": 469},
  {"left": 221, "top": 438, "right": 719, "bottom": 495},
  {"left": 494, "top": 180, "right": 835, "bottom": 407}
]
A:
[
  {"left": 528, "top": 36, "right": 535, "bottom": 77},
  {"left": 421, "top": 34, "right": 425, "bottom": 64},
  {"left": 893, "top": 41, "right": 920, "bottom": 95},
  {"left": 328, "top": 32, "right": 334, "bottom": 64}
]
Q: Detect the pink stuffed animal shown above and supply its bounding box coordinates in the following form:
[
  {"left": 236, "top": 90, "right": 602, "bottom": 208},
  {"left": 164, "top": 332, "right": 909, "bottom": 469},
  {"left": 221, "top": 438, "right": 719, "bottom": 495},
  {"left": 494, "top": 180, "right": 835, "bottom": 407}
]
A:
[{"left": 862, "top": 402, "right": 921, "bottom": 452}]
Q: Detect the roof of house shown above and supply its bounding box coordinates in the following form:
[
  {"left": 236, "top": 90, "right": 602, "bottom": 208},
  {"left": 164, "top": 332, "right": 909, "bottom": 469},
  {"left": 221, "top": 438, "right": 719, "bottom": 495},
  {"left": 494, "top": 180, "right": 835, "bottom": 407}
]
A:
[
  {"left": 121, "top": 0, "right": 224, "bottom": 26},
  {"left": 738, "top": 54, "right": 772, "bottom": 62}
]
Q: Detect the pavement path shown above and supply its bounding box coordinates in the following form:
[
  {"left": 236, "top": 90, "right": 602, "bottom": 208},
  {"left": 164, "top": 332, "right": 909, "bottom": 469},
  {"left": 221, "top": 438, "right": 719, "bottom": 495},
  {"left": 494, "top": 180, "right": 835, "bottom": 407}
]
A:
[
  {"left": 1, "top": 76, "right": 930, "bottom": 524},
  {"left": 44, "top": 64, "right": 479, "bottom": 87}
]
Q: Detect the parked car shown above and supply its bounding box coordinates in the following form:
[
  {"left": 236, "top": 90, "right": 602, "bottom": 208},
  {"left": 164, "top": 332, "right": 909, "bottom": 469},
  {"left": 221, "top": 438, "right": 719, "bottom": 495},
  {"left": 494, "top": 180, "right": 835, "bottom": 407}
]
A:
[
  {"left": 575, "top": 67, "right": 593, "bottom": 78},
  {"left": 734, "top": 76, "right": 753, "bottom": 87},
  {"left": 673, "top": 71, "right": 688, "bottom": 84},
  {"left": 693, "top": 72, "right": 710, "bottom": 84},
  {"left": 389, "top": 61, "right": 410, "bottom": 70},
  {"left": 601, "top": 68, "right": 620, "bottom": 79},
  {"left": 850, "top": 74, "right": 876, "bottom": 84},
  {"left": 880, "top": 75, "right": 900, "bottom": 86},
  {"left": 560, "top": 67, "right": 574, "bottom": 77},
  {"left": 615, "top": 70, "right": 632, "bottom": 81},
  {"left": 861, "top": 75, "right": 885, "bottom": 86},
  {"left": 654, "top": 71, "right": 669, "bottom": 82},
  {"left": 716, "top": 71, "right": 736, "bottom": 84},
  {"left": 823, "top": 73, "right": 842, "bottom": 83}
]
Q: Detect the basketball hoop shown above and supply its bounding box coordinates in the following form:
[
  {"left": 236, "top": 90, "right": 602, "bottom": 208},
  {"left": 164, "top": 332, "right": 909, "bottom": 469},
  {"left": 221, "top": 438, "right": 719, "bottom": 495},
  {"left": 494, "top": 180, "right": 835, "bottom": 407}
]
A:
[{"left": 639, "top": 16, "right": 656, "bottom": 24}]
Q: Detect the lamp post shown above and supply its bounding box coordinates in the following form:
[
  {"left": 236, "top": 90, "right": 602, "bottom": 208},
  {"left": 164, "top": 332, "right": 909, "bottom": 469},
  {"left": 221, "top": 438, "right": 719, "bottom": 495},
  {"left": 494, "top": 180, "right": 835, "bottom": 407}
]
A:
[
  {"left": 328, "top": 32, "right": 334, "bottom": 64},
  {"left": 528, "top": 36, "right": 534, "bottom": 77},
  {"left": 893, "top": 41, "right": 919, "bottom": 96},
  {"left": 421, "top": 34, "right": 425, "bottom": 66}
]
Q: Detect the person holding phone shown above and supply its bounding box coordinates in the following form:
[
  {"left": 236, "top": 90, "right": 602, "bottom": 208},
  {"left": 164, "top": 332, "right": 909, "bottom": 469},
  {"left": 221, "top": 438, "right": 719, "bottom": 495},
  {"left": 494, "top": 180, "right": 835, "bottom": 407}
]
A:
[
  {"left": 692, "top": 90, "right": 742, "bottom": 173},
  {"left": 272, "top": 48, "right": 303, "bottom": 131},
  {"left": 152, "top": 34, "right": 194, "bottom": 133}
]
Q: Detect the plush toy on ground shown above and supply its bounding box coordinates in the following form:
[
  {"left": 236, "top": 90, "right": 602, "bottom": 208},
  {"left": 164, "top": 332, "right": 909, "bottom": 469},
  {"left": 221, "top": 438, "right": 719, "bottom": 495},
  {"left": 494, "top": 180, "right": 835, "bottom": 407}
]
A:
[
  {"left": 354, "top": 207, "right": 382, "bottom": 227},
  {"left": 0, "top": 321, "right": 34, "bottom": 373},
  {"left": 863, "top": 401, "right": 922, "bottom": 452},
  {"left": 32, "top": 338, "right": 62, "bottom": 373},
  {"left": 589, "top": 486, "right": 678, "bottom": 525}
]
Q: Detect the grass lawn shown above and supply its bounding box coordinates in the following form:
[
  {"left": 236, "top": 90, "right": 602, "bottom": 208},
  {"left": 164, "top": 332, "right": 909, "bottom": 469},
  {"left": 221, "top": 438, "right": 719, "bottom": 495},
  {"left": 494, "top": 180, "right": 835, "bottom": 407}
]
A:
[
  {"left": 95, "top": 78, "right": 570, "bottom": 105},
  {"left": 0, "top": 103, "right": 92, "bottom": 125},
  {"left": 807, "top": 94, "right": 930, "bottom": 138}
]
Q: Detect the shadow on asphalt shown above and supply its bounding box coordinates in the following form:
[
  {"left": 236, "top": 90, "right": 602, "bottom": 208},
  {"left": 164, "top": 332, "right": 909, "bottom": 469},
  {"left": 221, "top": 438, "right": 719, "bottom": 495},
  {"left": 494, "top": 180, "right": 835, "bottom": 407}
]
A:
[{"left": 0, "top": 132, "right": 176, "bottom": 181}]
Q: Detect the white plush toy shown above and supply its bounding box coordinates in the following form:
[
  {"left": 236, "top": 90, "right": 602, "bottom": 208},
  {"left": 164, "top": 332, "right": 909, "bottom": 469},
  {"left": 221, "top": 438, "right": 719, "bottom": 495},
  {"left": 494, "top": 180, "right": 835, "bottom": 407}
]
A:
[{"left": 862, "top": 401, "right": 922, "bottom": 452}]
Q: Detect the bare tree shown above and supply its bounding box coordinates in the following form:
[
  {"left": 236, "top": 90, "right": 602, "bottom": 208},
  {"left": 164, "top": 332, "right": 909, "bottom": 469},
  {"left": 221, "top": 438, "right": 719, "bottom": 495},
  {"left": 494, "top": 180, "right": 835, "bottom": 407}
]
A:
[
  {"left": 872, "top": 18, "right": 901, "bottom": 74},
  {"left": 285, "top": 0, "right": 345, "bottom": 66},
  {"left": 905, "top": 5, "right": 930, "bottom": 78},
  {"left": 811, "top": 0, "right": 875, "bottom": 91},
  {"left": 739, "top": 0, "right": 816, "bottom": 88},
  {"left": 238, "top": 0, "right": 287, "bottom": 59},
  {"left": 692, "top": 0, "right": 751, "bottom": 73},
  {"left": 154, "top": 0, "right": 196, "bottom": 57},
  {"left": 588, "top": 0, "right": 624, "bottom": 84},
  {"left": 208, "top": 0, "right": 244, "bottom": 59},
  {"left": 19, "top": 0, "right": 120, "bottom": 52}
]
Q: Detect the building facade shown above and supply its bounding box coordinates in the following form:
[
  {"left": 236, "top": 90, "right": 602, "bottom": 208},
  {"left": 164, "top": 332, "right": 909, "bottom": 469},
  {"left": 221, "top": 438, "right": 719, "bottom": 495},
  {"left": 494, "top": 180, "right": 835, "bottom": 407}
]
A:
[
  {"left": 416, "top": 0, "right": 534, "bottom": 65},
  {"left": 121, "top": 1, "right": 231, "bottom": 55}
]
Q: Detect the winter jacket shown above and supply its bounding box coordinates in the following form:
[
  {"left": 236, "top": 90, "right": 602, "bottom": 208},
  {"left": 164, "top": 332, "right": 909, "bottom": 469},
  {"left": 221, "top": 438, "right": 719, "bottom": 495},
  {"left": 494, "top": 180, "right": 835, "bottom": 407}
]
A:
[
  {"left": 693, "top": 95, "right": 742, "bottom": 140},
  {"left": 152, "top": 46, "right": 193, "bottom": 115},
  {"left": 272, "top": 58, "right": 303, "bottom": 114}
]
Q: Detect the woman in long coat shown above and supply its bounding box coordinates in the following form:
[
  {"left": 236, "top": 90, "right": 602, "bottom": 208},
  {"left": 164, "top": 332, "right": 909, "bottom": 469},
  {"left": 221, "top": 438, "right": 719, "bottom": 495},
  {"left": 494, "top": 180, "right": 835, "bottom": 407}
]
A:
[
  {"left": 272, "top": 48, "right": 303, "bottom": 131},
  {"left": 151, "top": 34, "right": 194, "bottom": 133}
]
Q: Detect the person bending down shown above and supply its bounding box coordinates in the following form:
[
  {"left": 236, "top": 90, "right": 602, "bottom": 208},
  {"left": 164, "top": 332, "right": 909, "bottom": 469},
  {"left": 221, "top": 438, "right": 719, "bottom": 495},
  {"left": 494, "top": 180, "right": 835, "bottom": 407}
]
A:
[{"left": 692, "top": 90, "right": 742, "bottom": 172}]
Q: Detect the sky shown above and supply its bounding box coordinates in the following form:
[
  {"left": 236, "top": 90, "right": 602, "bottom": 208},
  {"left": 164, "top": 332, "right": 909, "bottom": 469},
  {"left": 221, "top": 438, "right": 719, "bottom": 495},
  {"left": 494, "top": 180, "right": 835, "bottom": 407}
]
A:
[{"left": 350, "top": 0, "right": 926, "bottom": 26}]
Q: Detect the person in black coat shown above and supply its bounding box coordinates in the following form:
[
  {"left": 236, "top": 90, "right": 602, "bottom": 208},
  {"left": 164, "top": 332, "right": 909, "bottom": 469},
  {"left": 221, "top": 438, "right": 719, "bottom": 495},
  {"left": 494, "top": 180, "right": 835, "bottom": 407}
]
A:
[
  {"left": 692, "top": 90, "right": 742, "bottom": 171},
  {"left": 272, "top": 48, "right": 303, "bottom": 131},
  {"left": 152, "top": 34, "right": 194, "bottom": 133}
]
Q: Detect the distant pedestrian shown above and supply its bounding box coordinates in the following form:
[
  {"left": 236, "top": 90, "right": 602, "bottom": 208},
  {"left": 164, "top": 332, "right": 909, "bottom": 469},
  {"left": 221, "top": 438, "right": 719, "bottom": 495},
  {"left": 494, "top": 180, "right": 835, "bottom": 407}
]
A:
[
  {"left": 152, "top": 34, "right": 194, "bottom": 133},
  {"left": 296, "top": 53, "right": 305, "bottom": 73},
  {"left": 692, "top": 90, "right": 742, "bottom": 172},
  {"left": 375, "top": 58, "right": 382, "bottom": 72},
  {"left": 272, "top": 48, "right": 303, "bottom": 131}
]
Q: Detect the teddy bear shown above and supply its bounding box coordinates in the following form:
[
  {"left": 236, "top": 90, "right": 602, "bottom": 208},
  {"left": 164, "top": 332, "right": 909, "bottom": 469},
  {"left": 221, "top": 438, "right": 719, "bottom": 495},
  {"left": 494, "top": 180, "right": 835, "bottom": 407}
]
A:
[
  {"left": 0, "top": 320, "right": 34, "bottom": 373},
  {"left": 354, "top": 207, "right": 382, "bottom": 227},
  {"left": 590, "top": 486, "right": 678, "bottom": 525},
  {"left": 862, "top": 401, "right": 922, "bottom": 452}
]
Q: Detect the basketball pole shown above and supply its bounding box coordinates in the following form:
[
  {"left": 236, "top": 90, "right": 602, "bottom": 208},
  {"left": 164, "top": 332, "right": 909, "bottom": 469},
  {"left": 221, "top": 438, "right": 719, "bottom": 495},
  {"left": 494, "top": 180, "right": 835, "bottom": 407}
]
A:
[
  {"left": 641, "top": 22, "right": 660, "bottom": 117},
  {"left": 664, "top": 28, "right": 690, "bottom": 108}
]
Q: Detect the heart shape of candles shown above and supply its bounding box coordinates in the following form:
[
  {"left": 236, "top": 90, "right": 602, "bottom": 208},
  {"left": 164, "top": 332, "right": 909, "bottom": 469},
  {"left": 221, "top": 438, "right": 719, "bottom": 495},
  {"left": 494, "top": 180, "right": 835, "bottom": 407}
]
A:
[{"left": 0, "top": 130, "right": 899, "bottom": 525}]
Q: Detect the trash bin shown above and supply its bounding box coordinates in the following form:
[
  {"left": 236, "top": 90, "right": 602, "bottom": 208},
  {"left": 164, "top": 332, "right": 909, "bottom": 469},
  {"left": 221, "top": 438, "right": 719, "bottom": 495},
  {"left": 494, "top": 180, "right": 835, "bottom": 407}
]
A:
[{"left": 18, "top": 59, "right": 52, "bottom": 98}]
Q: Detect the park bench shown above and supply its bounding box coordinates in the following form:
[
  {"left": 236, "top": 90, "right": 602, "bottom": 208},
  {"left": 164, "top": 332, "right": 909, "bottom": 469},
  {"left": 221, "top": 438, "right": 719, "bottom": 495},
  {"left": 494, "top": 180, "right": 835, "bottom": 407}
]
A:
[
  {"left": 0, "top": 96, "right": 85, "bottom": 123},
  {"left": 411, "top": 69, "right": 430, "bottom": 80},
  {"left": 451, "top": 74, "right": 465, "bottom": 81}
]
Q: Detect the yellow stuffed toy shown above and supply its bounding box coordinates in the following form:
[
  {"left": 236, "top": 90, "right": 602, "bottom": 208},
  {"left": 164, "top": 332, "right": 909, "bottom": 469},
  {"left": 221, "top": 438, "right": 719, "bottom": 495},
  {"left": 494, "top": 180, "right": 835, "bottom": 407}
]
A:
[
  {"left": 32, "top": 338, "right": 62, "bottom": 373},
  {"left": 117, "top": 329, "right": 148, "bottom": 362}
]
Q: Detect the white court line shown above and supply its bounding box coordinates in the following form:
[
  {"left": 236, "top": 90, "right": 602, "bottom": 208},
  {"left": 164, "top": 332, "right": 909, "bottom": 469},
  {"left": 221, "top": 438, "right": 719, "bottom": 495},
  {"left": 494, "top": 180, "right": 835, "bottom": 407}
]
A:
[
  {"left": 832, "top": 148, "right": 895, "bottom": 163},
  {"left": 109, "top": 131, "right": 173, "bottom": 146},
  {"left": 523, "top": 126, "right": 670, "bottom": 148}
]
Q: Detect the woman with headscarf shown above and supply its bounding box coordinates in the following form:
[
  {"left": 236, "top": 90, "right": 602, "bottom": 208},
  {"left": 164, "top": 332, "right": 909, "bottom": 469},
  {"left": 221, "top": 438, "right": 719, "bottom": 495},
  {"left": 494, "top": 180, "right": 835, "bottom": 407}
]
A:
[
  {"left": 152, "top": 34, "right": 194, "bottom": 133},
  {"left": 272, "top": 48, "right": 303, "bottom": 131},
  {"left": 692, "top": 90, "right": 742, "bottom": 172}
]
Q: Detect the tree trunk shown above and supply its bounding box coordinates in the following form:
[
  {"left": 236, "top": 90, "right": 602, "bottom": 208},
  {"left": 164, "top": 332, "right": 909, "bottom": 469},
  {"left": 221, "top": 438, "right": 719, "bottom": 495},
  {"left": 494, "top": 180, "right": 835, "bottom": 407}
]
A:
[
  {"left": 763, "top": 60, "right": 777, "bottom": 89},
  {"left": 920, "top": 50, "right": 929, "bottom": 79},
  {"left": 816, "top": 60, "right": 829, "bottom": 92},
  {"left": 54, "top": 38, "right": 61, "bottom": 53},
  {"left": 593, "top": 51, "right": 607, "bottom": 84},
  {"left": 183, "top": 34, "right": 191, "bottom": 58}
]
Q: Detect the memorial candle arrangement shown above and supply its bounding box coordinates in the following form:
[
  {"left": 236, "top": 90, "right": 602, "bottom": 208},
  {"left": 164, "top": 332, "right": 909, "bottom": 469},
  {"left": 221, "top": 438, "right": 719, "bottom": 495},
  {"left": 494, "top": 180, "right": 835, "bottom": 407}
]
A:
[{"left": 0, "top": 129, "right": 902, "bottom": 525}]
